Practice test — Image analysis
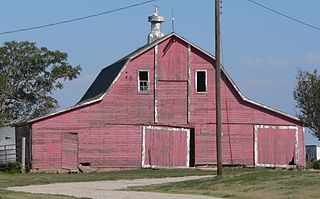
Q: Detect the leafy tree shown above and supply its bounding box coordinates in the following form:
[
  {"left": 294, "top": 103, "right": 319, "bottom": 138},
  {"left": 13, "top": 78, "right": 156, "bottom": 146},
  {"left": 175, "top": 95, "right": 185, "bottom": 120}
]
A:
[
  {"left": 0, "top": 75, "right": 7, "bottom": 125},
  {"left": 293, "top": 69, "right": 320, "bottom": 140},
  {"left": 0, "top": 41, "right": 81, "bottom": 126}
]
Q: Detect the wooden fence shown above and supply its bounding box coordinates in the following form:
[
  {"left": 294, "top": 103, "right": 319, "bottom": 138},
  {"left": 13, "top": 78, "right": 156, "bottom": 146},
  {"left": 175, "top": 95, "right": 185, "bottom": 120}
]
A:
[{"left": 0, "top": 143, "right": 16, "bottom": 169}]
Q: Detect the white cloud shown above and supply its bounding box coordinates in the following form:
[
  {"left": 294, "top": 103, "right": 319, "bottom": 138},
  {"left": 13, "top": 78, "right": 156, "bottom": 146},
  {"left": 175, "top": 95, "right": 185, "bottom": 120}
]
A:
[
  {"left": 240, "top": 57, "right": 291, "bottom": 68},
  {"left": 297, "top": 52, "right": 320, "bottom": 66}
]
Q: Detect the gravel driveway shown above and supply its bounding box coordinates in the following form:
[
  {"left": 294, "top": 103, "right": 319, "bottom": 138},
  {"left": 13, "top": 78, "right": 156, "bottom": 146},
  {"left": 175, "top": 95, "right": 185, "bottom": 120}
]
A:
[{"left": 7, "top": 175, "right": 221, "bottom": 199}]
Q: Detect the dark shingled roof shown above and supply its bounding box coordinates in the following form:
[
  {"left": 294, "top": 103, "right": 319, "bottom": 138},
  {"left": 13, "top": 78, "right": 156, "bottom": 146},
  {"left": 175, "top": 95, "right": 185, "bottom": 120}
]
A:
[
  {"left": 77, "top": 38, "right": 159, "bottom": 105},
  {"left": 26, "top": 32, "right": 300, "bottom": 124},
  {"left": 77, "top": 59, "right": 128, "bottom": 105}
]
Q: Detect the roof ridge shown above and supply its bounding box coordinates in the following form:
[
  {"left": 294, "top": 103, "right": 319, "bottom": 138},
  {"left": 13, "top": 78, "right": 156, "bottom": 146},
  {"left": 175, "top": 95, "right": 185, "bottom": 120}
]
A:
[{"left": 27, "top": 32, "right": 300, "bottom": 124}]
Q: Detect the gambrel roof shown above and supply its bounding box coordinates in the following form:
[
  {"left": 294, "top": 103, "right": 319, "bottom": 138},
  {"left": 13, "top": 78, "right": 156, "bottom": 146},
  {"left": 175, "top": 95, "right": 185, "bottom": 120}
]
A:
[
  {"left": 28, "top": 32, "right": 300, "bottom": 123},
  {"left": 78, "top": 59, "right": 128, "bottom": 105}
]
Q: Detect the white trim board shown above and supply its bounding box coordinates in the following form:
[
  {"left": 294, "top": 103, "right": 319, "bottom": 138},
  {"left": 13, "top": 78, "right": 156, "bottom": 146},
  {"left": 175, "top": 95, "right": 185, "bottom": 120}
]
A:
[
  {"left": 137, "top": 69, "right": 150, "bottom": 93},
  {"left": 254, "top": 125, "right": 299, "bottom": 168},
  {"left": 141, "top": 125, "right": 190, "bottom": 168},
  {"left": 27, "top": 32, "right": 300, "bottom": 124},
  {"left": 154, "top": 45, "right": 158, "bottom": 123},
  {"left": 195, "top": 69, "right": 208, "bottom": 93}
]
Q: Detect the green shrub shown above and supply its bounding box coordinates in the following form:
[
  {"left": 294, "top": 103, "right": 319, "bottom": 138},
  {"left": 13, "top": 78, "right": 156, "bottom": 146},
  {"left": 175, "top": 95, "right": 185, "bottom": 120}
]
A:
[
  {"left": 306, "top": 160, "right": 320, "bottom": 170},
  {"left": 306, "top": 161, "right": 314, "bottom": 169},
  {"left": 0, "top": 162, "right": 22, "bottom": 173},
  {"left": 312, "top": 160, "right": 320, "bottom": 170}
]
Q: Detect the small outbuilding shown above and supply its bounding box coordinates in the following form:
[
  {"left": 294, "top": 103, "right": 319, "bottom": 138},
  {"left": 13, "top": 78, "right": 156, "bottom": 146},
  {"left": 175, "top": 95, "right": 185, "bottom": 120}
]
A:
[
  {"left": 305, "top": 145, "right": 320, "bottom": 162},
  {"left": 0, "top": 127, "right": 16, "bottom": 164},
  {"left": 16, "top": 10, "right": 305, "bottom": 171}
]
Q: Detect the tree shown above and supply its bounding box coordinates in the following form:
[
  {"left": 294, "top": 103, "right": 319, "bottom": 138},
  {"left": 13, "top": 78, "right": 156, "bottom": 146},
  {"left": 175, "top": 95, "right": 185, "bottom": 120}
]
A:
[
  {"left": 0, "top": 41, "right": 81, "bottom": 126},
  {"left": 0, "top": 74, "right": 7, "bottom": 125},
  {"left": 293, "top": 69, "right": 320, "bottom": 140}
]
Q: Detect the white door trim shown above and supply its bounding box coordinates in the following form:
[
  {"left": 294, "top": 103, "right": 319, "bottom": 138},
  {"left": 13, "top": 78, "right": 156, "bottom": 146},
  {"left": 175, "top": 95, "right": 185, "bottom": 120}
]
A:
[
  {"left": 254, "top": 125, "right": 299, "bottom": 167},
  {"left": 142, "top": 125, "right": 190, "bottom": 168}
]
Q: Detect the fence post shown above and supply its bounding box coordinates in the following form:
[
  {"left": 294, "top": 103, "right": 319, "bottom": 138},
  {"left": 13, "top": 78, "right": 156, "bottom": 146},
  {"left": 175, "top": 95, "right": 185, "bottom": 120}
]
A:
[{"left": 22, "top": 137, "right": 26, "bottom": 173}]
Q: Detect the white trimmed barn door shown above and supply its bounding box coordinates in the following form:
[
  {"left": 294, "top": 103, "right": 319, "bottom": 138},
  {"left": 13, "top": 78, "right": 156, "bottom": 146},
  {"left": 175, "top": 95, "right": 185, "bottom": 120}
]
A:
[
  {"left": 142, "top": 126, "right": 190, "bottom": 168},
  {"left": 254, "top": 125, "right": 298, "bottom": 167}
]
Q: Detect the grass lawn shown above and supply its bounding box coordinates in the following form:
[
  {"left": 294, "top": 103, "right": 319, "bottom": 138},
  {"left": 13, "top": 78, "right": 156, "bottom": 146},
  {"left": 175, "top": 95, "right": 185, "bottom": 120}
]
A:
[
  {"left": 0, "top": 168, "right": 213, "bottom": 199},
  {"left": 129, "top": 168, "right": 320, "bottom": 199}
]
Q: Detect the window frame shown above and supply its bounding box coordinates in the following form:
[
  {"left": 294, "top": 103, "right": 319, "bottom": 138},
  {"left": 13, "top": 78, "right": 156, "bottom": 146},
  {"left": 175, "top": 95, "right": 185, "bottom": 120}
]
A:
[
  {"left": 195, "top": 69, "right": 207, "bottom": 93},
  {"left": 137, "top": 70, "right": 150, "bottom": 94}
]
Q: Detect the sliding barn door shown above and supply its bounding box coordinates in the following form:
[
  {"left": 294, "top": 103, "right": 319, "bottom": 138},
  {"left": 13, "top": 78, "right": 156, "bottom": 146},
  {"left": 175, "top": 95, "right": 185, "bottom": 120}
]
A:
[
  {"left": 255, "top": 126, "right": 298, "bottom": 167},
  {"left": 142, "top": 126, "right": 190, "bottom": 168}
]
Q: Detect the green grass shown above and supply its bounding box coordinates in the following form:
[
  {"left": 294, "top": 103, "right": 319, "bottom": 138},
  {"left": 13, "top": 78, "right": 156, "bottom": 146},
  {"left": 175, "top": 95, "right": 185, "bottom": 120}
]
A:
[
  {"left": 0, "top": 168, "right": 213, "bottom": 199},
  {"left": 128, "top": 168, "right": 320, "bottom": 199},
  {"left": 3, "top": 167, "right": 318, "bottom": 199},
  {"left": 0, "top": 190, "right": 80, "bottom": 199}
]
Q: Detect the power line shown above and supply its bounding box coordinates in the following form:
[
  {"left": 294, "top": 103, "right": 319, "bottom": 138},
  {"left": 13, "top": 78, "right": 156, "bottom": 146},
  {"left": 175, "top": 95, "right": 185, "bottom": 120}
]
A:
[
  {"left": 0, "top": 0, "right": 155, "bottom": 36},
  {"left": 247, "top": 0, "right": 320, "bottom": 32}
]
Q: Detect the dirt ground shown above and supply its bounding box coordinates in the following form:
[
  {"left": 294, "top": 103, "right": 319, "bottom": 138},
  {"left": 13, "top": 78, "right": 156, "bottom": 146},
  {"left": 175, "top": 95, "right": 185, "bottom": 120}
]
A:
[{"left": 7, "top": 175, "right": 220, "bottom": 199}]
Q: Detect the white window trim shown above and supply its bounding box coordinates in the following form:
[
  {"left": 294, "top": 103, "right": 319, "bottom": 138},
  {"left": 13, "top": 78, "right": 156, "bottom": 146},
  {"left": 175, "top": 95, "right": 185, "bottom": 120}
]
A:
[
  {"left": 137, "top": 70, "right": 150, "bottom": 94},
  {"left": 195, "top": 69, "right": 207, "bottom": 93}
]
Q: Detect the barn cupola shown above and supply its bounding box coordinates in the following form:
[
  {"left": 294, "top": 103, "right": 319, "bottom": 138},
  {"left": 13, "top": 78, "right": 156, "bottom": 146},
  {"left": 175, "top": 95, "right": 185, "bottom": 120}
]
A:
[{"left": 148, "top": 7, "right": 165, "bottom": 43}]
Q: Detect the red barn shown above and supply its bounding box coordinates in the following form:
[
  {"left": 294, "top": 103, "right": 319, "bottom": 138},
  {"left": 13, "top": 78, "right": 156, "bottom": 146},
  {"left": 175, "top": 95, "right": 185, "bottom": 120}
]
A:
[{"left": 16, "top": 10, "right": 304, "bottom": 171}]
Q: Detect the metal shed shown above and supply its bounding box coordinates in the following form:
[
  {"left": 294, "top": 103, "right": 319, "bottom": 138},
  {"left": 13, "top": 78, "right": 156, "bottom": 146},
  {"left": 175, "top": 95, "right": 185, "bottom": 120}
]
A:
[
  {"left": 305, "top": 145, "right": 320, "bottom": 162},
  {"left": 0, "top": 127, "right": 16, "bottom": 165}
]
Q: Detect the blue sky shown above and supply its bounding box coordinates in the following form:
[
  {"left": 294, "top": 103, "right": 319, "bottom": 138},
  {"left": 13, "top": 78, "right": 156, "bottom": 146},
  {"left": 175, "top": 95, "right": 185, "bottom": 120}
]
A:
[{"left": 1, "top": 0, "right": 319, "bottom": 144}]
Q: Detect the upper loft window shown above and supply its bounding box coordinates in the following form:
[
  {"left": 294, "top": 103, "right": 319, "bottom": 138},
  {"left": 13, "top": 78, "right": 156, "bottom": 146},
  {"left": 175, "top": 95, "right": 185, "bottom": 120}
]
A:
[
  {"left": 138, "top": 70, "right": 149, "bottom": 93},
  {"left": 196, "top": 70, "right": 207, "bottom": 93}
]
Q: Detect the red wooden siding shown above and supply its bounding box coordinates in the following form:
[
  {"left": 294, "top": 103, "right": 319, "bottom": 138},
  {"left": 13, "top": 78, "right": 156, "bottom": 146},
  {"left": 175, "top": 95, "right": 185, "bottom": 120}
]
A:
[
  {"left": 32, "top": 125, "right": 142, "bottom": 169},
  {"left": 158, "top": 38, "right": 188, "bottom": 80},
  {"left": 29, "top": 34, "right": 304, "bottom": 170},
  {"left": 256, "top": 127, "right": 296, "bottom": 166},
  {"left": 143, "top": 127, "right": 189, "bottom": 167},
  {"left": 61, "top": 133, "right": 78, "bottom": 169},
  {"left": 32, "top": 130, "right": 62, "bottom": 169},
  {"left": 157, "top": 81, "right": 188, "bottom": 124},
  {"left": 195, "top": 124, "right": 254, "bottom": 166},
  {"left": 190, "top": 48, "right": 215, "bottom": 124},
  {"left": 97, "top": 126, "right": 141, "bottom": 167}
]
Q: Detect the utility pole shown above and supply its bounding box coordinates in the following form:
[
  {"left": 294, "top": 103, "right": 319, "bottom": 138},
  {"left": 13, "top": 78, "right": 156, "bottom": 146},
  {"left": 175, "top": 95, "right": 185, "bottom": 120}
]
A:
[{"left": 215, "top": 0, "right": 222, "bottom": 176}]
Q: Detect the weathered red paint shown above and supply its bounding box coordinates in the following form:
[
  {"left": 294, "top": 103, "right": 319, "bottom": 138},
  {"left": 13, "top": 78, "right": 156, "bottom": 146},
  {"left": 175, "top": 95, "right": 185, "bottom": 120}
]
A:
[
  {"left": 61, "top": 133, "right": 78, "bottom": 169},
  {"left": 26, "top": 34, "right": 304, "bottom": 170},
  {"left": 158, "top": 38, "right": 188, "bottom": 81},
  {"left": 144, "top": 127, "right": 188, "bottom": 167},
  {"left": 257, "top": 128, "right": 296, "bottom": 166},
  {"left": 157, "top": 81, "right": 188, "bottom": 124}
]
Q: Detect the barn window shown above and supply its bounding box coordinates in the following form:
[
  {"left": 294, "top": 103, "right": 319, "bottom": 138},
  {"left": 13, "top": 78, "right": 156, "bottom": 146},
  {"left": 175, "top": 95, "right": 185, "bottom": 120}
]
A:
[
  {"left": 138, "top": 70, "right": 149, "bottom": 93},
  {"left": 196, "top": 70, "right": 207, "bottom": 92}
]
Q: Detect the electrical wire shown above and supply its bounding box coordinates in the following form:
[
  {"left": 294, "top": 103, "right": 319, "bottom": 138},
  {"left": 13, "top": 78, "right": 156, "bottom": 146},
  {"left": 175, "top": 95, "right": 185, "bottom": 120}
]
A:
[
  {"left": 247, "top": 0, "right": 320, "bottom": 32},
  {"left": 0, "top": 0, "right": 155, "bottom": 36}
]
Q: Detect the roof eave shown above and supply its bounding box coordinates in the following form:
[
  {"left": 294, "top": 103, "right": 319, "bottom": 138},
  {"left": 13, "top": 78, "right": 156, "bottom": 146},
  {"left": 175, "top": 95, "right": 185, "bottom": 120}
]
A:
[
  {"left": 27, "top": 97, "right": 103, "bottom": 124},
  {"left": 27, "top": 32, "right": 300, "bottom": 124},
  {"left": 169, "top": 33, "right": 300, "bottom": 123}
]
